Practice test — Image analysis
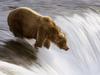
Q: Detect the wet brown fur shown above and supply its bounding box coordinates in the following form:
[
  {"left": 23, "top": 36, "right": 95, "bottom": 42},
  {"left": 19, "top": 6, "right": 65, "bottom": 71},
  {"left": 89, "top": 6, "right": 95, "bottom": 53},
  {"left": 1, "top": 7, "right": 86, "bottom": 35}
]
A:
[{"left": 7, "top": 7, "right": 69, "bottom": 50}]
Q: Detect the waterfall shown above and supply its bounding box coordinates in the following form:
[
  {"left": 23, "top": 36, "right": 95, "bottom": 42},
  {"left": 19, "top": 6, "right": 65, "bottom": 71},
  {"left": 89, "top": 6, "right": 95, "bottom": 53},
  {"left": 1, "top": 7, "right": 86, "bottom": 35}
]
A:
[
  {"left": 34, "top": 9, "right": 100, "bottom": 75},
  {"left": 0, "top": 0, "right": 100, "bottom": 75}
]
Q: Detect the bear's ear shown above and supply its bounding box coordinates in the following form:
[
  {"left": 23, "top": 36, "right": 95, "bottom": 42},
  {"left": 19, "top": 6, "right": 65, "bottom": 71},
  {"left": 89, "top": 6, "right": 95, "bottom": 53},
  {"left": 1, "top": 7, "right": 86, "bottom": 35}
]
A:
[{"left": 59, "top": 32, "right": 65, "bottom": 37}]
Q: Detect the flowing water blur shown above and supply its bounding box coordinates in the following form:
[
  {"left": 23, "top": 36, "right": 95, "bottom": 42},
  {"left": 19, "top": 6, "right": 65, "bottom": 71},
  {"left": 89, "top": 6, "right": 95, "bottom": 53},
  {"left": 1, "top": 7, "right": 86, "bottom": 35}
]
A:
[{"left": 0, "top": 0, "right": 100, "bottom": 75}]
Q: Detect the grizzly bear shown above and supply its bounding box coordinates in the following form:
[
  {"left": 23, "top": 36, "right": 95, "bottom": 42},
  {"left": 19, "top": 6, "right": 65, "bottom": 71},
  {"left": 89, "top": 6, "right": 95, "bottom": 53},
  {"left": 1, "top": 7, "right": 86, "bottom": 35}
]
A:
[{"left": 7, "top": 7, "right": 69, "bottom": 50}]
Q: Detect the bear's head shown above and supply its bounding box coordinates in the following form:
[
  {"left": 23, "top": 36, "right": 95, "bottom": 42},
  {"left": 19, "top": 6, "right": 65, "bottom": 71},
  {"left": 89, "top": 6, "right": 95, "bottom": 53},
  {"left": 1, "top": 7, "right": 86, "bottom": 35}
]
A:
[
  {"left": 43, "top": 16, "right": 69, "bottom": 50},
  {"left": 54, "top": 33, "right": 69, "bottom": 50}
]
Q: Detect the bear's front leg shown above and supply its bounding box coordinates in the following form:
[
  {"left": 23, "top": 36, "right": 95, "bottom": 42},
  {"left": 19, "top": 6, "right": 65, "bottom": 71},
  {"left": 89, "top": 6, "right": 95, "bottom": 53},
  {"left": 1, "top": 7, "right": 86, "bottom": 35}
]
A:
[
  {"left": 34, "top": 27, "right": 46, "bottom": 48},
  {"left": 44, "top": 39, "right": 50, "bottom": 49}
]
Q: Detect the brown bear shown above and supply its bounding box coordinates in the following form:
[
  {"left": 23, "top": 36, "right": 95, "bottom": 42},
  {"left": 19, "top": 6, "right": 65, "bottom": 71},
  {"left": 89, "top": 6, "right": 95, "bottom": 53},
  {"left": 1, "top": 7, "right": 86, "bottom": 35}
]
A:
[{"left": 7, "top": 7, "right": 69, "bottom": 50}]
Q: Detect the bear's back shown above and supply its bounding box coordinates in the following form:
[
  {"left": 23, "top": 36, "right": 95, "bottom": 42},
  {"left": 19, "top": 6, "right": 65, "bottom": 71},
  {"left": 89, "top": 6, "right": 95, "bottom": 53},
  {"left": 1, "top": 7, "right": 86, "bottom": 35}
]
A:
[
  {"left": 7, "top": 7, "right": 42, "bottom": 38},
  {"left": 8, "top": 7, "right": 42, "bottom": 26}
]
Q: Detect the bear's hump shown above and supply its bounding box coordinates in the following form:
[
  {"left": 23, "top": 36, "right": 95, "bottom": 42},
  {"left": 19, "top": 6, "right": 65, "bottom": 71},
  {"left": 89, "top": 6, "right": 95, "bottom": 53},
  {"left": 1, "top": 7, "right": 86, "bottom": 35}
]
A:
[{"left": 10, "top": 7, "right": 42, "bottom": 17}]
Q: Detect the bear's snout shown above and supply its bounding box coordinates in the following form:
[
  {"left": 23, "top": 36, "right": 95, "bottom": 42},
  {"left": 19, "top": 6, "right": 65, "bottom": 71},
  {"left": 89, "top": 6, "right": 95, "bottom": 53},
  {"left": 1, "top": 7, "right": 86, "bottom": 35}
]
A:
[
  {"left": 65, "top": 47, "right": 69, "bottom": 51},
  {"left": 61, "top": 45, "right": 69, "bottom": 51}
]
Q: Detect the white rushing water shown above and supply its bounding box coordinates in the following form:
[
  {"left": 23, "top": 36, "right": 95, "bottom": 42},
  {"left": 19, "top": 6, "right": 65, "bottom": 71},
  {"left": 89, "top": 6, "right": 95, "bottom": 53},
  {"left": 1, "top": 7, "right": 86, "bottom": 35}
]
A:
[
  {"left": 0, "top": 0, "right": 100, "bottom": 75},
  {"left": 36, "top": 9, "right": 100, "bottom": 75}
]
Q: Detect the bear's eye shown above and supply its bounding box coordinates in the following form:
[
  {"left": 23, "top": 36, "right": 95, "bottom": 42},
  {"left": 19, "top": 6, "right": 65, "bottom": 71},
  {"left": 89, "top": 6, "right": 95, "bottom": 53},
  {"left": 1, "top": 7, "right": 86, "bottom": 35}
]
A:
[{"left": 59, "top": 37, "right": 66, "bottom": 43}]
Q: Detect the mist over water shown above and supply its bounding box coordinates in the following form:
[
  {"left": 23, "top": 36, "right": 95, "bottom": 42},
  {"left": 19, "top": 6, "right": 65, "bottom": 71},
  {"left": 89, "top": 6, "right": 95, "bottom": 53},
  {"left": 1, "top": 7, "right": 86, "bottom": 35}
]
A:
[{"left": 0, "top": 0, "right": 100, "bottom": 75}]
